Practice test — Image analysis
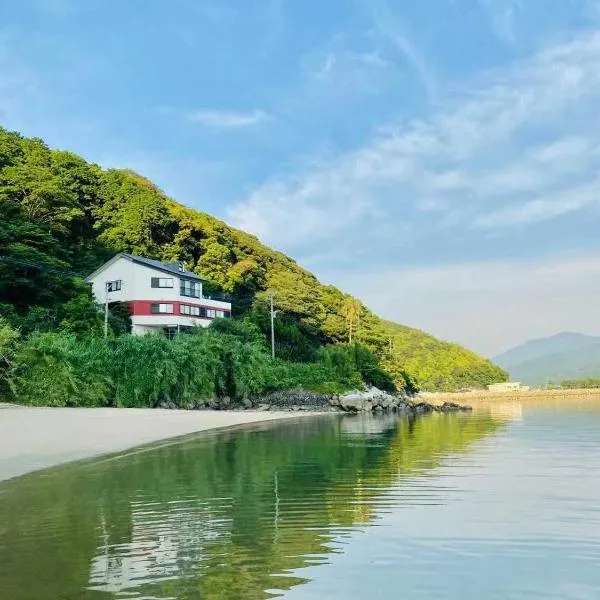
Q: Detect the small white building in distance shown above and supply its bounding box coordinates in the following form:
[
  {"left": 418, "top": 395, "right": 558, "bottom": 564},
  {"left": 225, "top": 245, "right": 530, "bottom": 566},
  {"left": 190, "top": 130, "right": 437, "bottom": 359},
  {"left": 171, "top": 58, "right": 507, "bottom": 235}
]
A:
[
  {"left": 487, "top": 382, "right": 530, "bottom": 392},
  {"left": 86, "top": 253, "right": 232, "bottom": 336}
]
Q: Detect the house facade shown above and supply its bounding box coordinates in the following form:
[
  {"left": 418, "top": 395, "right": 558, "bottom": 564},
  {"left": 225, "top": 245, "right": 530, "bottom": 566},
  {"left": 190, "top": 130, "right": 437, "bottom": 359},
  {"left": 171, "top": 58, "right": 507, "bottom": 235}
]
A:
[
  {"left": 487, "top": 382, "right": 530, "bottom": 392},
  {"left": 86, "top": 253, "right": 232, "bottom": 335}
]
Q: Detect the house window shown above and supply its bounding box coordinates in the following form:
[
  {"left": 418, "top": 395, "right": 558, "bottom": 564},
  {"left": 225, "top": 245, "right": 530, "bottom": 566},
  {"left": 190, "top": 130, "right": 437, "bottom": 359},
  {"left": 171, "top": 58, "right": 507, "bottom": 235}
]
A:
[
  {"left": 106, "top": 280, "right": 122, "bottom": 292},
  {"left": 151, "top": 303, "right": 174, "bottom": 314},
  {"left": 180, "top": 304, "right": 203, "bottom": 317},
  {"left": 151, "top": 277, "right": 174, "bottom": 288},
  {"left": 180, "top": 280, "right": 201, "bottom": 298}
]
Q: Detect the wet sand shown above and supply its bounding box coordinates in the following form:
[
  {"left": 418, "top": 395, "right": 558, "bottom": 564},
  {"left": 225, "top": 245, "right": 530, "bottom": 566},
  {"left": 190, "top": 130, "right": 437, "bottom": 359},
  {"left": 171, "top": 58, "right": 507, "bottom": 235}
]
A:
[{"left": 0, "top": 405, "right": 321, "bottom": 482}]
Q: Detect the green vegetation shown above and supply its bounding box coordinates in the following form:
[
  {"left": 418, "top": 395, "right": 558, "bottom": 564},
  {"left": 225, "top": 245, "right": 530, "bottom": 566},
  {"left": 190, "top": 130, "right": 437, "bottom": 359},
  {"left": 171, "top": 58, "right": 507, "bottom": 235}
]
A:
[
  {"left": 557, "top": 378, "right": 600, "bottom": 389},
  {"left": 0, "top": 126, "right": 507, "bottom": 395},
  {"left": 1, "top": 317, "right": 395, "bottom": 406},
  {"left": 381, "top": 321, "right": 506, "bottom": 392}
]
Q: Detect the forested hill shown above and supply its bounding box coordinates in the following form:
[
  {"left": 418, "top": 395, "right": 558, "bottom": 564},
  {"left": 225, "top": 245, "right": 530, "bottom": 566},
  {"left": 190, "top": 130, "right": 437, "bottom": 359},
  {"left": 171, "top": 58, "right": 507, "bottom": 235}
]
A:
[{"left": 0, "top": 126, "right": 506, "bottom": 391}]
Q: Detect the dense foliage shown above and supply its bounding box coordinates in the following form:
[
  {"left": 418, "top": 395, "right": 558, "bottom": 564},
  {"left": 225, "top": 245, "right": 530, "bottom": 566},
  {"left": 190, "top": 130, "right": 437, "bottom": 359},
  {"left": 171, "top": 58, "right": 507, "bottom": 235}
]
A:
[
  {"left": 556, "top": 378, "right": 600, "bottom": 389},
  {"left": 381, "top": 321, "right": 507, "bottom": 392},
  {"left": 0, "top": 318, "right": 393, "bottom": 406},
  {"left": 0, "top": 126, "right": 507, "bottom": 392}
]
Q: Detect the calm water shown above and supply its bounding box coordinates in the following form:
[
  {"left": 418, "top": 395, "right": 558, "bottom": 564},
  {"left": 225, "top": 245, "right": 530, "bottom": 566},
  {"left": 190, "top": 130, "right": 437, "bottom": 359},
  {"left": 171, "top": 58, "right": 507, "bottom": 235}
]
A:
[{"left": 1, "top": 401, "right": 600, "bottom": 599}]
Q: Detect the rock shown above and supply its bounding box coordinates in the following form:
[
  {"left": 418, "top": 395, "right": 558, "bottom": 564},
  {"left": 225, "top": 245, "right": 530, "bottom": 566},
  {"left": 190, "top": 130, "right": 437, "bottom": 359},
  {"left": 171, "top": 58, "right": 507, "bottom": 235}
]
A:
[
  {"left": 439, "top": 401, "right": 472, "bottom": 412},
  {"left": 381, "top": 396, "right": 395, "bottom": 410},
  {"left": 241, "top": 398, "right": 253, "bottom": 410},
  {"left": 256, "top": 404, "right": 271, "bottom": 412},
  {"left": 410, "top": 402, "right": 436, "bottom": 414},
  {"left": 328, "top": 395, "right": 342, "bottom": 408},
  {"left": 340, "top": 394, "right": 373, "bottom": 413}
]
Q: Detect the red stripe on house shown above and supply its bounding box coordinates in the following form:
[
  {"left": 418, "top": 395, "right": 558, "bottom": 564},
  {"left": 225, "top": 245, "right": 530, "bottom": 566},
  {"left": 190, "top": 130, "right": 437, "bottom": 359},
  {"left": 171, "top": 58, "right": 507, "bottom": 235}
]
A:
[{"left": 128, "top": 301, "right": 231, "bottom": 316}]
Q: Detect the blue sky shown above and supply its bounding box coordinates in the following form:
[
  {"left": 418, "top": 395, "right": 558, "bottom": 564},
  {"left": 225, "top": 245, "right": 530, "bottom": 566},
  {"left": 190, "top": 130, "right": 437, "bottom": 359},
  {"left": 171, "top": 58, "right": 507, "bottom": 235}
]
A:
[{"left": 3, "top": 0, "right": 600, "bottom": 355}]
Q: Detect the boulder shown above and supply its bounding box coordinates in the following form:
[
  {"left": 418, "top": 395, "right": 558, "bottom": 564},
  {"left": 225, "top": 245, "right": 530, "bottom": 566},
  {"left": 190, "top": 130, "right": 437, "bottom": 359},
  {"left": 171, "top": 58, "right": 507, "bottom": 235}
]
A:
[
  {"left": 329, "top": 395, "right": 342, "bottom": 408},
  {"left": 410, "top": 402, "right": 436, "bottom": 414},
  {"left": 439, "top": 401, "right": 473, "bottom": 412},
  {"left": 381, "top": 396, "right": 395, "bottom": 410},
  {"left": 340, "top": 394, "right": 373, "bottom": 413}
]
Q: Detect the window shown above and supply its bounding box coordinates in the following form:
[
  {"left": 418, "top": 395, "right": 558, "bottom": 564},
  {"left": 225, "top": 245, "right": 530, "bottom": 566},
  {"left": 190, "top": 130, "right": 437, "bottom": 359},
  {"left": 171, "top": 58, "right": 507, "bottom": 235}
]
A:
[
  {"left": 151, "top": 277, "right": 174, "bottom": 288},
  {"left": 180, "top": 304, "right": 204, "bottom": 317},
  {"left": 151, "top": 303, "right": 174, "bottom": 314},
  {"left": 180, "top": 280, "right": 201, "bottom": 298},
  {"left": 106, "top": 280, "right": 122, "bottom": 292}
]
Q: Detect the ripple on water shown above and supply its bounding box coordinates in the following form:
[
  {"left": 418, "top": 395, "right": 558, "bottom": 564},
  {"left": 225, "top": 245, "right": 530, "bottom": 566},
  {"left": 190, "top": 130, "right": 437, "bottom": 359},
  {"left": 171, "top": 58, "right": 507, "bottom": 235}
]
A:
[{"left": 0, "top": 405, "right": 599, "bottom": 599}]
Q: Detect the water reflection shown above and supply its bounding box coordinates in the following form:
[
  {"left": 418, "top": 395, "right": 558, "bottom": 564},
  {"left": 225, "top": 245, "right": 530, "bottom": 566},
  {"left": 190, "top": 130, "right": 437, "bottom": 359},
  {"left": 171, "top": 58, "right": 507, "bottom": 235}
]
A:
[{"left": 0, "top": 412, "right": 504, "bottom": 600}]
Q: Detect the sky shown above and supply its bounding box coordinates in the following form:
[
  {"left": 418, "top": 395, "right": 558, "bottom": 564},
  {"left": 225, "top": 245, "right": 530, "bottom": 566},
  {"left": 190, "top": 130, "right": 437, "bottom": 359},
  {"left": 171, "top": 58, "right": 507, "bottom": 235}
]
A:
[{"left": 2, "top": 0, "right": 600, "bottom": 357}]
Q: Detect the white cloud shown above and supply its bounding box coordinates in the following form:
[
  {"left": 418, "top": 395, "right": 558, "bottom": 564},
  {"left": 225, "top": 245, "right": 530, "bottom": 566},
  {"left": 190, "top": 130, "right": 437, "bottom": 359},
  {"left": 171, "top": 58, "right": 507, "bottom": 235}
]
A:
[
  {"left": 370, "top": 0, "right": 438, "bottom": 98},
  {"left": 229, "top": 30, "right": 600, "bottom": 256},
  {"left": 323, "top": 253, "right": 600, "bottom": 357},
  {"left": 189, "top": 109, "right": 270, "bottom": 128},
  {"left": 474, "top": 178, "right": 600, "bottom": 228},
  {"left": 480, "top": 0, "right": 522, "bottom": 44}
]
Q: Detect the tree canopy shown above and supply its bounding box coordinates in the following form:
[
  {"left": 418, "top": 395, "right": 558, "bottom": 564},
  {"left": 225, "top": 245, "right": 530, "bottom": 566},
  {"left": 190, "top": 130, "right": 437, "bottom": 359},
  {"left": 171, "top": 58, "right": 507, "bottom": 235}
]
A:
[{"left": 0, "top": 126, "right": 507, "bottom": 391}]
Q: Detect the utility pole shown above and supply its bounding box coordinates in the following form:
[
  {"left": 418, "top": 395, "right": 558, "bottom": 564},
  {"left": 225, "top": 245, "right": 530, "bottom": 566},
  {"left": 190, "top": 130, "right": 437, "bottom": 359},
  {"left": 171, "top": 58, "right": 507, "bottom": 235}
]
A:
[
  {"left": 270, "top": 292, "right": 276, "bottom": 359},
  {"left": 104, "top": 281, "right": 109, "bottom": 338}
]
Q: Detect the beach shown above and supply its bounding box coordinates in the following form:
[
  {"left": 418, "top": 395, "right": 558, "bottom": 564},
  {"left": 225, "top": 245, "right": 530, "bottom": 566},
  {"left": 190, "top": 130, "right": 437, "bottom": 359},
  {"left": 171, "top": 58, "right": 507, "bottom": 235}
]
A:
[{"left": 0, "top": 404, "right": 320, "bottom": 482}]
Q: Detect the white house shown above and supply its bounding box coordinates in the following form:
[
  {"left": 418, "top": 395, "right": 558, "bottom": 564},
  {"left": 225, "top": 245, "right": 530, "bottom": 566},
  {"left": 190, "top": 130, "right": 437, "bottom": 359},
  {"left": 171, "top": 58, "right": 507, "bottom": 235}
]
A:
[
  {"left": 86, "top": 253, "right": 232, "bottom": 336},
  {"left": 487, "top": 382, "right": 531, "bottom": 392}
]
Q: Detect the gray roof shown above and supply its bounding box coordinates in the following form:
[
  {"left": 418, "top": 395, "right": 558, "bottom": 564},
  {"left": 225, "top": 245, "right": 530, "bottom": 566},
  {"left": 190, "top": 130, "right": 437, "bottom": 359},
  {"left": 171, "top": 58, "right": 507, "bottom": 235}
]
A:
[{"left": 121, "top": 253, "right": 205, "bottom": 281}]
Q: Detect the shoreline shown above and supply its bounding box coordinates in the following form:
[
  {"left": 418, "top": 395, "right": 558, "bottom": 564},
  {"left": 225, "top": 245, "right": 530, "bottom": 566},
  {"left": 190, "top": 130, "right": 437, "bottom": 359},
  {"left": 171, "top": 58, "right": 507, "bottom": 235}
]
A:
[
  {"left": 419, "top": 387, "right": 600, "bottom": 402},
  {"left": 0, "top": 405, "right": 325, "bottom": 483}
]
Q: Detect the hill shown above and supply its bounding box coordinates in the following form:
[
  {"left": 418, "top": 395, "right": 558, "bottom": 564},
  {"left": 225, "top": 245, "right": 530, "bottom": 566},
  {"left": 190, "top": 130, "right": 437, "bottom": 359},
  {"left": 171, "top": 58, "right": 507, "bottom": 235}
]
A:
[
  {"left": 493, "top": 333, "right": 600, "bottom": 385},
  {"left": 0, "top": 126, "right": 506, "bottom": 391}
]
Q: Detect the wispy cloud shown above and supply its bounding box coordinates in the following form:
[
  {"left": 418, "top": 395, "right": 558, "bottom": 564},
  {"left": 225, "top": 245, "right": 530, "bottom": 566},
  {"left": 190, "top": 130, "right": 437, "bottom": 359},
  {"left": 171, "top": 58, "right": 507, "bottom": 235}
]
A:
[
  {"left": 370, "top": 0, "right": 438, "bottom": 98},
  {"left": 189, "top": 109, "right": 270, "bottom": 128},
  {"left": 480, "top": 0, "right": 522, "bottom": 44},
  {"left": 229, "top": 30, "right": 600, "bottom": 260}
]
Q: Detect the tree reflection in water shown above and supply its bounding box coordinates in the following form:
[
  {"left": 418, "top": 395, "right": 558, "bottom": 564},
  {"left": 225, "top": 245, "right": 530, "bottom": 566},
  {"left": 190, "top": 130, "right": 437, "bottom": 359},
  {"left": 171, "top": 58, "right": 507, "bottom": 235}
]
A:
[{"left": 0, "top": 412, "right": 505, "bottom": 600}]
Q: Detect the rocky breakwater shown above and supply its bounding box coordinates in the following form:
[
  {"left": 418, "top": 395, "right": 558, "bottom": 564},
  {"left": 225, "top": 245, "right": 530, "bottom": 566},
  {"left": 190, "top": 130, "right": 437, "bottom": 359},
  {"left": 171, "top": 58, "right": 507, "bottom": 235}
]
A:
[
  {"left": 249, "top": 387, "right": 473, "bottom": 415},
  {"left": 330, "top": 387, "right": 473, "bottom": 414},
  {"left": 165, "top": 387, "right": 472, "bottom": 414}
]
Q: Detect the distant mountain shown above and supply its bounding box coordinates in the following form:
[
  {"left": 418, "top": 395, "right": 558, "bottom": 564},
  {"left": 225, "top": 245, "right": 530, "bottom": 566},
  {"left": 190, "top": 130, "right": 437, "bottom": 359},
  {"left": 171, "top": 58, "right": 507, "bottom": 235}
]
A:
[{"left": 493, "top": 333, "right": 600, "bottom": 385}]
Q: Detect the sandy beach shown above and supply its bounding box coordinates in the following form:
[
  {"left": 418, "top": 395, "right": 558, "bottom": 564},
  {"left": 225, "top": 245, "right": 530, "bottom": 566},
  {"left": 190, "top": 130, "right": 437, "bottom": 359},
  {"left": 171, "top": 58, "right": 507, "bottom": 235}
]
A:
[{"left": 0, "top": 404, "right": 321, "bottom": 482}]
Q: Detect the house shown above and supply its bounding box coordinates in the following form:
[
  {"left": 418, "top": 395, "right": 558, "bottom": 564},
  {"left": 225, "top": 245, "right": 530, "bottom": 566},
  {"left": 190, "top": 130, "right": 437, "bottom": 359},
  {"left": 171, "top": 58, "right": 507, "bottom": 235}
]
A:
[
  {"left": 86, "top": 253, "right": 232, "bottom": 336},
  {"left": 487, "top": 382, "right": 530, "bottom": 392}
]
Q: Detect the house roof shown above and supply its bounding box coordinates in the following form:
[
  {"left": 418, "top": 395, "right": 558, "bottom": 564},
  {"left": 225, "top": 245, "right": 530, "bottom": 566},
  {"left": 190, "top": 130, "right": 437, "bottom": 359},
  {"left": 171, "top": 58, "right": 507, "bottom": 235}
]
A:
[{"left": 87, "top": 253, "right": 205, "bottom": 282}]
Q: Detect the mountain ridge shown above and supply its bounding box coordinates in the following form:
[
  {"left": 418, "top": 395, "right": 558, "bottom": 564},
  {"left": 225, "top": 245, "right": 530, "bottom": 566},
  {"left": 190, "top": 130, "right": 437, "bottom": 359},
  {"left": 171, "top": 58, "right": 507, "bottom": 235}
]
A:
[
  {"left": 494, "top": 332, "right": 600, "bottom": 385},
  {"left": 0, "top": 125, "right": 507, "bottom": 391}
]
